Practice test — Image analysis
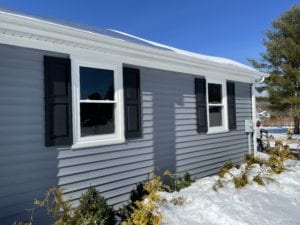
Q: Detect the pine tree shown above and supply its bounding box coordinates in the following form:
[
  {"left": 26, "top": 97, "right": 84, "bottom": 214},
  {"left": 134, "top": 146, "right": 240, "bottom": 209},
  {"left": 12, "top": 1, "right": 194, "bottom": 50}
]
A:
[{"left": 249, "top": 5, "right": 300, "bottom": 132}]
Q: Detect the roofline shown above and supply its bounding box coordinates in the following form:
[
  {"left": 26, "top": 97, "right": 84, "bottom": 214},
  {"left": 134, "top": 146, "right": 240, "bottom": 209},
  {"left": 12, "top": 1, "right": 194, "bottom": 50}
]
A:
[{"left": 0, "top": 10, "right": 265, "bottom": 82}]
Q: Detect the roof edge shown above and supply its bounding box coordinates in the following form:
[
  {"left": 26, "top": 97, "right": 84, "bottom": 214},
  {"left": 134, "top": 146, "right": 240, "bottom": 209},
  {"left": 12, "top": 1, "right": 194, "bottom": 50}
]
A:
[{"left": 0, "top": 9, "right": 264, "bottom": 81}]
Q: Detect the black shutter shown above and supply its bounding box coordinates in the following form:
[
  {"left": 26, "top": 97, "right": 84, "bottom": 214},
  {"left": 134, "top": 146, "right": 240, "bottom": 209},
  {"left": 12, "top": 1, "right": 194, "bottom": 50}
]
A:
[
  {"left": 123, "top": 67, "right": 142, "bottom": 139},
  {"left": 44, "top": 56, "right": 72, "bottom": 146},
  {"left": 195, "top": 78, "right": 208, "bottom": 133},
  {"left": 227, "top": 81, "right": 236, "bottom": 130}
]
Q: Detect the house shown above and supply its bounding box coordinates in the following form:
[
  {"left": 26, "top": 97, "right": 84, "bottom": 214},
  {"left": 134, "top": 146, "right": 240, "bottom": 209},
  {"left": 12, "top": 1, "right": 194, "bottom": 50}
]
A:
[{"left": 0, "top": 9, "right": 265, "bottom": 224}]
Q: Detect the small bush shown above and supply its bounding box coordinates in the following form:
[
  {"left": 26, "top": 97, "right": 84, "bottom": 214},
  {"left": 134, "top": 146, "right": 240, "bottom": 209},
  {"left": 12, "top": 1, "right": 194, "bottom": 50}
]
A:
[
  {"left": 267, "top": 155, "right": 285, "bottom": 174},
  {"left": 74, "top": 186, "right": 115, "bottom": 225},
  {"left": 117, "top": 183, "right": 148, "bottom": 221},
  {"left": 34, "top": 187, "right": 74, "bottom": 225},
  {"left": 234, "top": 173, "right": 248, "bottom": 189},
  {"left": 170, "top": 197, "right": 185, "bottom": 206},
  {"left": 122, "top": 176, "right": 165, "bottom": 225},
  {"left": 268, "top": 144, "right": 295, "bottom": 160},
  {"left": 244, "top": 154, "right": 265, "bottom": 166},
  {"left": 253, "top": 175, "right": 265, "bottom": 186},
  {"left": 219, "top": 160, "right": 234, "bottom": 178},
  {"left": 174, "top": 171, "right": 195, "bottom": 191},
  {"left": 34, "top": 186, "right": 115, "bottom": 225}
]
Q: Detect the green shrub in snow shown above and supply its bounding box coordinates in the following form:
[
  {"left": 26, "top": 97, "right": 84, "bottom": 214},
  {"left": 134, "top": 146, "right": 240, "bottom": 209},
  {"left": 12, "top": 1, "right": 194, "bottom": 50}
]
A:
[
  {"left": 174, "top": 171, "right": 195, "bottom": 191},
  {"left": 253, "top": 175, "right": 265, "bottom": 186},
  {"left": 234, "top": 173, "right": 248, "bottom": 189},
  {"left": 219, "top": 160, "right": 234, "bottom": 178},
  {"left": 244, "top": 154, "right": 266, "bottom": 166},
  {"left": 74, "top": 186, "right": 115, "bottom": 225},
  {"left": 117, "top": 183, "right": 148, "bottom": 222}
]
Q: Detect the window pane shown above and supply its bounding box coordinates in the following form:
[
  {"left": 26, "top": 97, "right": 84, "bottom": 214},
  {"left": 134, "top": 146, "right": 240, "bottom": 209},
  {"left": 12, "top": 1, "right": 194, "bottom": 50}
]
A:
[
  {"left": 208, "top": 83, "right": 222, "bottom": 103},
  {"left": 209, "top": 106, "right": 222, "bottom": 127},
  {"left": 80, "top": 67, "right": 114, "bottom": 100},
  {"left": 80, "top": 103, "right": 114, "bottom": 137}
]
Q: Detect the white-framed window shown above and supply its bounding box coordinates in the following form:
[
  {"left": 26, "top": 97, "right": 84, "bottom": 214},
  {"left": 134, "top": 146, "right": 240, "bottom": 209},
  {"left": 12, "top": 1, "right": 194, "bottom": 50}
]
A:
[
  {"left": 71, "top": 59, "right": 124, "bottom": 148},
  {"left": 206, "top": 79, "right": 228, "bottom": 134}
]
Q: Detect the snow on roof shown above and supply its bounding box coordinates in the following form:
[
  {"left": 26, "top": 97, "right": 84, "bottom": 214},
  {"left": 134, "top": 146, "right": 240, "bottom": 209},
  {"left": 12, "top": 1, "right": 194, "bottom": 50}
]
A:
[
  {"left": 0, "top": 8, "right": 257, "bottom": 72},
  {"left": 109, "top": 30, "right": 257, "bottom": 72}
]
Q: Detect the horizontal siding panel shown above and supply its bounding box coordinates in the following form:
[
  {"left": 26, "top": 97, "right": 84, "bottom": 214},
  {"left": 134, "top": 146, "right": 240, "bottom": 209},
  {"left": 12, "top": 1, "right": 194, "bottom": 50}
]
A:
[
  {"left": 176, "top": 135, "right": 247, "bottom": 149},
  {"left": 0, "top": 201, "right": 34, "bottom": 220},
  {"left": 177, "top": 152, "right": 246, "bottom": 172},
  {"left": 0, "top": 159, "right": 58, "bottom": 178},
  {"left": 176, "top": 131, "right": 245, "bottom": 143},
  {"left": 58, "top": 145, "right": 153, "bottom": 167},
  {"left": 175, "top": 108, "right": 196, "bottom": 114},
  {"left": 0, "top": 151, "right": 57, "bottom": 167},
  {"left": 59, "top": 160, "right": 153, "bottom": 185},
  {"left": 0, "top": 169, "right": 57, "bottom": 189},
  {"left": 177, "top": 148, "right": 247, "bottom": 167},
  {"left": 175, "top": 119, "right": 196, "bottom": 125},
  {"left": 0, "top": 134, "right": 42, "bottom": 145},
  {"left": 58, "top": 154, "right": 154, "bottom": 176},
  {"left": 0, "top": 180, "right": 57, "bottom": 206},
  {"left": 62, "top": 167, "right": 152, "bottom": 194},
  {"left": 57, "top": 144, "right": 153, "bottom": 159},
  {"left": 176, "top": 142, "right": 248, "bottom": 159}
]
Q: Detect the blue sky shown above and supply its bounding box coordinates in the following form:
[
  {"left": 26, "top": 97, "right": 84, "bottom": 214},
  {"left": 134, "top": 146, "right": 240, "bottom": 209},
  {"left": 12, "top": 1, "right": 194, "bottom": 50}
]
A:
[{"left": 0, "top": 0, "right": 298, "bottom": 66}]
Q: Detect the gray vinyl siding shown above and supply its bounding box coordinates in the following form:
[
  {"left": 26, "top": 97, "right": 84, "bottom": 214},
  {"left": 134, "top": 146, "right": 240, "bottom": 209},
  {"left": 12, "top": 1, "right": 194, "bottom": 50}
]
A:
[{"left": 0, "top": 44, "right": 252, "bottom": 224}]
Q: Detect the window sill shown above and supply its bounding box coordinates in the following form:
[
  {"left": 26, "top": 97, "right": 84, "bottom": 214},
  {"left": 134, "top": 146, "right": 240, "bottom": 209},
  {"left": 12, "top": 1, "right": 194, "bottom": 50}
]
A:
[
  {"left": 207, "top": 128, "right": 229, "bottom": 135},
  {"left": 71, "top": 137, "right": 125, "bottom": 150}
]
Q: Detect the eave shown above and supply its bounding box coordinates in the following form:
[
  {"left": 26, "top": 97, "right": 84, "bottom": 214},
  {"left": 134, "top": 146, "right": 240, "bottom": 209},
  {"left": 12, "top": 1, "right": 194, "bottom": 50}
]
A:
[{"left": 0, "top": 10, "right": 265, "bottom": 83}]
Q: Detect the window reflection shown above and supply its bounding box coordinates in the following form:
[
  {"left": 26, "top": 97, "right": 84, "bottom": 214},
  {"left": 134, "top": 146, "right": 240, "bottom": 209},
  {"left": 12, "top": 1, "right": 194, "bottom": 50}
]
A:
[
  {"left": 80, "top": 103, "right": 114, "bottom": 137},
  {"left": 209, "top": 106, "right": 222, "bottom": 127},
  {"left": 208, "top": 83, "right": 222, "bottom": 103},
  {"left": 80, "top": 67, "right": 114, "bottom": 100}
]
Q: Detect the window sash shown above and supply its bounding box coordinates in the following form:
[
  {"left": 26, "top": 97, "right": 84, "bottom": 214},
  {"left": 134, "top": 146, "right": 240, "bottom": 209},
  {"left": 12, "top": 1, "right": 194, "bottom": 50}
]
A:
[
  {"left": 80, "top": 99, "right": 116, "bottom": 103},
  {"left": 206, "top": 79, "right": 228, "bottom": 133},
  {"left": 208, "top": 103, "right": 224, "bottom": 107},
  {"left": 80, "top": 102, "right": 115, "bottom": 137},
  {"left": 208, "top": 83, "right": 222, "bottom": 104},
  {"left": 78, "top": 67, "right": 116, "bottom": 138},
  {"left": 71, "top": 59, "right": 124, "bottom": 149},
  {"left": 209, "top": 106, "right": 223, "bottom": 127}
]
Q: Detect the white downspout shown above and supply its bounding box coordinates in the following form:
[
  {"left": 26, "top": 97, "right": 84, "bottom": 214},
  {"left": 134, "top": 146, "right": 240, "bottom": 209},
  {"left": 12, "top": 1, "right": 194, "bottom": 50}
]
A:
[
  {"left": 252, "top": 82, "right": 258, "bottom": 156},
  {"left": 252, "top": 76, "right": 265, "bottom": 156},
  {"left": 248, "top": 133, "right": 252, "bottom": 154}
]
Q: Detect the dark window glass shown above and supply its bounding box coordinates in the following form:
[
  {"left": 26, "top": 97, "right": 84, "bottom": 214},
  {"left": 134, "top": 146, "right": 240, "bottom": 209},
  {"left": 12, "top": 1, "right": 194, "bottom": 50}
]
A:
[
  {"left": 80, "top": 103, "right": 114, "bottom": 137},
  {"left": 209, "top": 106, "right": 222, "bottom": 127},
  {"left": 208, "top": 83, "right": 222, "bottom": 103},
  {"left": 80, "top": 67, "right": 114, "bottom": 100}
]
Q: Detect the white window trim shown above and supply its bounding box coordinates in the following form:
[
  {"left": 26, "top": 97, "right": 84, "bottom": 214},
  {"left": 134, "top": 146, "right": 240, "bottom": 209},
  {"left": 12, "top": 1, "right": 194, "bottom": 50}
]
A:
[
  {"left": 71, "top": 59, "right": 124, "bottom": 149},
  {"left": 206, "top": 78, "right": 229, "bottom": 134}
]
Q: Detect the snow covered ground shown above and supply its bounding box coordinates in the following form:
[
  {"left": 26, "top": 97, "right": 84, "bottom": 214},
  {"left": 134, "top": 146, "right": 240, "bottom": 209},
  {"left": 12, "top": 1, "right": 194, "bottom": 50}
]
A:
[{"left": 159, "top": 156, "right": 300, "bottom": 225}]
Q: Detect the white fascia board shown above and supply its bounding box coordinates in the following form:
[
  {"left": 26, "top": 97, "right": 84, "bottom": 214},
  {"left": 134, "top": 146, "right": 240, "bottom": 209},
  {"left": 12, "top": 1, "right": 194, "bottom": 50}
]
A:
[
  {"left": 0, "top": 11, "right": 262, "bottom": 83},
  {"left": 0, "top": 32, "right": 254, "bottom": 83}
]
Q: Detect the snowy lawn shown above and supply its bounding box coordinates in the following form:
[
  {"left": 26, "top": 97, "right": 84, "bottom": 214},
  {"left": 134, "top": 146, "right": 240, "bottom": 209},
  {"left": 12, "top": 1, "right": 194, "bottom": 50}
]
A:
[{"left": 159, "top": 155, "right": 300, "bottom": 225}]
